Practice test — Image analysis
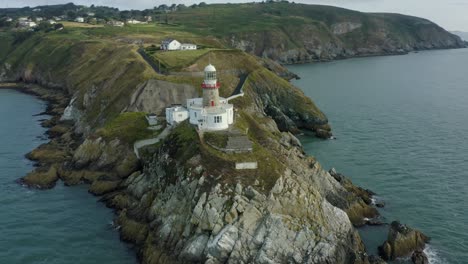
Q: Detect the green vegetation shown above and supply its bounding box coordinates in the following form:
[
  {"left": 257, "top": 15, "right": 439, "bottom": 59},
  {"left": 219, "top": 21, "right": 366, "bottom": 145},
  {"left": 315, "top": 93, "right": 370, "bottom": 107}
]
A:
[
  {"left": 204, "top": 132, "right": 228, "bottom": 149},
  {"left": 150, "top": 49, "right": 211, "bottom": 71},
  {"left": 97, "top": 112, "right": 154, "bottom": 144},
  {"left": 200, "top": 137, "right": 285, "bottom": 192},
  {"left": 169, "top": 121, "right": 200, "bottom": 163},
  {"left": 0, "top": 32, "right": 13, "bottom": 60}
]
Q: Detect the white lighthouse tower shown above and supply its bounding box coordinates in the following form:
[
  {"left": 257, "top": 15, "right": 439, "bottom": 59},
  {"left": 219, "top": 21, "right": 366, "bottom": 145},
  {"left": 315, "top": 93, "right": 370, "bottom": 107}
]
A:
[
  {"left": 202, "top": 64, "right": 221, "bottom": 107},
  {"left": 183, "top": 64, "right": 234, "bottom": 131}
]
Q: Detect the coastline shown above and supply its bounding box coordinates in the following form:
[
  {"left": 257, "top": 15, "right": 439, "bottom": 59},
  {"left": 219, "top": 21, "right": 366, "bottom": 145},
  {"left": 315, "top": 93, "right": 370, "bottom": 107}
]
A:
[
  {"left": 0, "top": 48, "right": 442, "bottom": 263},
  {"left": 280, "top": 45, "right": 468, "bottom": 66}
]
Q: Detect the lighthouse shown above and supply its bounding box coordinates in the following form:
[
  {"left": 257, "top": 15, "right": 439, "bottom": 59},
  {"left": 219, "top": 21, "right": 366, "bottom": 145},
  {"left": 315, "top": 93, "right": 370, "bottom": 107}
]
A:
[
  {"left": 166, "top": 63, "right": 240, "bottom": 131},
  {"left": 202, "top": 64, "right": 220, "bottom": 107}
]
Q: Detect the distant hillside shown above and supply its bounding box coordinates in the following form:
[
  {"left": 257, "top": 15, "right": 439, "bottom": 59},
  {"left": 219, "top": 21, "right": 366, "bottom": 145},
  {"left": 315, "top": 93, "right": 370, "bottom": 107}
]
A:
[
  {"left": 451, "top": 31, "right": 468, "bottom": 41},
  {"left": 165, "top": 3, "right": 466, "bottom": 63},
  {"left": 1, "top": 2, "right": 465, "bottom": 64}
]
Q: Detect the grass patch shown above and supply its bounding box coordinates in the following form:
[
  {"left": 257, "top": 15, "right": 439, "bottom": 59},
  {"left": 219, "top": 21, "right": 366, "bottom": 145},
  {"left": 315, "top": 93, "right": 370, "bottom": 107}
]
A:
[
  {"left": 168, "top": 121, "right": 200, "bottom": 163},
  {"left": 204, "top": 132, "right": 228, "bottom": 148},
  {"left": 151, "top": 48, "right": 211, "bottom": 70},
  {"left": 97, "top": 112, "right": 153, "bottom": 144},
  {"left": 61, "top": 21, "right": 104, "bottom": 28}
]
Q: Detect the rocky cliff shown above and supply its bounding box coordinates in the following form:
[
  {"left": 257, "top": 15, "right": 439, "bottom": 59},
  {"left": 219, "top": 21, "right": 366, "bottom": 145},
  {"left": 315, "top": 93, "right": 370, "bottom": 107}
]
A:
[
  {"left": 103, "top": 123, "right": 371, "bottom": 263},
  {"left": 163, "top": 3, "right": 466, "bottom": 64}
]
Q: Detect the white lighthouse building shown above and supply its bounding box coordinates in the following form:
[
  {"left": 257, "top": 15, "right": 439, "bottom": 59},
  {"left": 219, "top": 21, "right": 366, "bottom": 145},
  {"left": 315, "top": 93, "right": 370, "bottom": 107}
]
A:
[{"left": 165, "top": 64, "right": 235, "bottom": 130}]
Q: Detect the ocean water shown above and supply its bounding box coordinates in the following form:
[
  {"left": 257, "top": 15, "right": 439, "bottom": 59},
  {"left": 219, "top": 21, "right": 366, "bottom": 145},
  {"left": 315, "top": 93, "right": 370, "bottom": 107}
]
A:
[
  {"left": 0, "top": 89, "right": 137, "bottom": 264},
  {"left": 289, "top": 48, "right": 468, "bottom": 263}
]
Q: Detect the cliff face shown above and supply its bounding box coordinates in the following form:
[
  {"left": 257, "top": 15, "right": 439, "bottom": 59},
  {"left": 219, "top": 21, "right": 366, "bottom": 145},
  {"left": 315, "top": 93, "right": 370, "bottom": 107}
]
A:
[
  {"left": 228, "top": 12, "right": 465, "bottom": 64},
  {"left": 158, "top": 2, "right": 465, "bottom": 64},
  {"left": 104, "top": 122, "right": 371, "bottom": 264}
]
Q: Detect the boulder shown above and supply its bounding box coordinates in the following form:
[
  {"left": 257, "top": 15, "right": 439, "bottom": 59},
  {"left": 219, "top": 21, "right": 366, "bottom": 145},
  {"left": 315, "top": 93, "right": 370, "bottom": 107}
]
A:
[
  {"left": 379, "top": 221, "right": 430, "bottom": 260},
  {"left": 26, "top": 143, "right": 69, "bottom": 164},
  {"left": 411, "top": 250, "right": 429, "bottom": 264},
  {"left": 21, "top": 165, "right": 59, "bottom": 189},
  {"left": 315, "top": 128, "right": 333, "bottom": 139},
  {"left": 368, "top": 255, "right": 387, "bottom": 264},
  {"left": 89, "top": 179, "right": 121, "bottom": 195},
  {"left": 59, "top": 170, "right": 107, "bottom": 185},
  {"left": 116, "top": 210, "right": 148, "bottom": 245},
  {"left": 47, "top": 124, "right": 71, "bottom": 138},
  {"left": 180, "top": 234, "right": 209, "bottom": 262}
]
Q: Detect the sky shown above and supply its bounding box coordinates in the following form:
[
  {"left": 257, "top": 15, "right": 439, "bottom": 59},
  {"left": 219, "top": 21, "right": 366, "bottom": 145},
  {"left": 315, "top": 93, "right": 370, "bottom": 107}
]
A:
[{"left": 1, "top": 0, "right": 468, "bottom": 31}]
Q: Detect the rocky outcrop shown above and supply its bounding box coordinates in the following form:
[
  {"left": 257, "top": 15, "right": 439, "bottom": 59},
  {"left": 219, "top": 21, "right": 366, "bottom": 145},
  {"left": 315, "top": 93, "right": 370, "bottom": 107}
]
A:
[
  {"left": 226, "top": 6, "right": 466, "bottom": 64},
  {"left": 329, "top": 168, "right": 380, "bottom": 226},
  {"left": 332, "top": 22, "right": 363, "bottom": 35},
  {"left": 127, "top": 79, "right": 198, "bottom": 115},
  {"left": 378, "top": 221, "right": 430, "bottom": 260},
  {"left": 245, "top": 68, "right": 332, "bottom": 136},
  {"left": 103, "top": 132, "right": 370, "bottom": 264},
  {"left": 411, "top": 250, "right": 429, "bottom": 264},
  {"left": 21, "top": 165, "right": 59, "bottom": 189}
]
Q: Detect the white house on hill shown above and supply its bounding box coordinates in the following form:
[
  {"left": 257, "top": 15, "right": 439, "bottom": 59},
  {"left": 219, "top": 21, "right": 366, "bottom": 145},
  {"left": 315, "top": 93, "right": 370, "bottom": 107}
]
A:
[
  {"left": 18, "top": 20, "right": 37, "bottom": 28},
  {"left": 180, "top": 43, "right": 197, "bottom": 50},
  {"left": 161, "top": 39, "right": 181, "bottom": 51},
  {"left": 161, "top": 39, "right": 197, "bottom": 51},
  {"left": 75, "top": 17, "right": 84, "bottom": 23},
  {"left": 127, "top": 19, "right": 145, "bottom": 24}
]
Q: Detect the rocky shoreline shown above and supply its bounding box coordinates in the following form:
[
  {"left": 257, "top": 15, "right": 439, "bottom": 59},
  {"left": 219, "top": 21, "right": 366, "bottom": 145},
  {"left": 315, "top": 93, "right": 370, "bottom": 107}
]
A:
[{"left": 2, "top": 82, "right": 433, "bottom": 264}]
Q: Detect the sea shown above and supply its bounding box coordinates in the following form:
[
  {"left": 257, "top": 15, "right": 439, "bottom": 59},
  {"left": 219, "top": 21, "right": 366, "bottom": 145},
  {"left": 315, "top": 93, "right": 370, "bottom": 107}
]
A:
[
  {"left": 289, "top": 48, "right": 468, "bottom": 263},
  {"left": 0, "top": 89, "right": 137, "bottom": 264}
]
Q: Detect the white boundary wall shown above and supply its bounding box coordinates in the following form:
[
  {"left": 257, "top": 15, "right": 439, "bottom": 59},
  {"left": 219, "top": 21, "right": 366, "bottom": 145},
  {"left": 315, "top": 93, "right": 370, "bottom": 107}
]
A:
[{"left": 235, "top": 162, "right": 258, "bottom": 170}]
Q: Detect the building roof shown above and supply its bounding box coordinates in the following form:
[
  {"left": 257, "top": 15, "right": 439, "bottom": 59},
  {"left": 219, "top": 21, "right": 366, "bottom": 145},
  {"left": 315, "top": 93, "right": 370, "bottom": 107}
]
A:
[
  {"left": 205, "top": 64, "right": 216, "bottom": 72},
  {"left": 162, "top": 38, "right": 177, "bottom": 44}
]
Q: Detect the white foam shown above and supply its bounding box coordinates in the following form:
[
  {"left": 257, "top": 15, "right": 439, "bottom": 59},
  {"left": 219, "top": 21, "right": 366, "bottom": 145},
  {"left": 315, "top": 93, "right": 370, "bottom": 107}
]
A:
[{"left": 424, "top": 244, "right": 448, "bottom": 264}]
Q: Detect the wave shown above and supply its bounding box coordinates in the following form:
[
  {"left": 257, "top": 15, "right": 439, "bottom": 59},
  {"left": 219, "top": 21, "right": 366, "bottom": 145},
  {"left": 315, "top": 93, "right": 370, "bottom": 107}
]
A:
[{"left": 425, "top": 244, "right": 448, "bottom": 264}]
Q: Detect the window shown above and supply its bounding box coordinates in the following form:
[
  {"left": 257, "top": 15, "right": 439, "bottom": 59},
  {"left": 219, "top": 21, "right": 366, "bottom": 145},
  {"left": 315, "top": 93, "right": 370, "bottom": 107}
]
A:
[
  {"left": 194, "top": 112, "right": 197, "bottom": 118},
  {"left": 214, "top": 116, "right": 222, "bottom": 123}
]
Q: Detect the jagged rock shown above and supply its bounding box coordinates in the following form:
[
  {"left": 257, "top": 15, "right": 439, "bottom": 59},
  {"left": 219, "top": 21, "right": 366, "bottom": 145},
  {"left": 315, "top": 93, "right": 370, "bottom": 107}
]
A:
[
  {"left": 60, "top": 97, "right": 81, "bottom": 122},
  {"left": 89, "top": 179, "right": 121, "bottom": 195},
  {"left": 47, "top": 124, "right": 71, "bottom": 138},
  {"left": 180, "top": 234, "right": 209, "bottom": 262},
  {"left": 207, "top": 225, "right": 238, "bottom": 262},
  {"left": 368, "top": 255, "right": 387, "bottom": 264},
  {"left": 315, "top": 128, "right": 333, "bottom": 139},
  {"left": 375, "top": 201, "right": 386, "bottom": 208},
  {"left": 411, "top": 250, "right": 429, "bottom": 264},
  {"left": 365, "top": 217, "right": 385, "bottom": 226},
  {"left": 26, "top": 143, "right": 69, "bottom": 164},
  {"left": 328, "top": 168, "right": 379, "bottom": 226},
  {"left": 280, "top": 132, "right": 302, "bottom": 148},
  {"left": 59, "top": 169, "right": 107, "bottom": 185},
  {"left": 379, "top": 221, "right": 430, "bottom": 260},
  {"left": 329, "top": 168, "right": 344, "bottom": 182},
  {"left": 73, "top": 138, "right": 105, "bottom": 169},
  {"left": 116, "top": 210, "right": 148, "bottom": 245},
  {"left": 21, "top": 165, "right": 59, "bottom": 189}
]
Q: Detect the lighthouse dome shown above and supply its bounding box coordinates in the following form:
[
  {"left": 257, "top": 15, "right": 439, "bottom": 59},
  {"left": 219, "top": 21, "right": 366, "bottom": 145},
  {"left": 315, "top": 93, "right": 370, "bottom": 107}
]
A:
[{"left": 204, "top": 64, "right": 216, "bottom": 72}]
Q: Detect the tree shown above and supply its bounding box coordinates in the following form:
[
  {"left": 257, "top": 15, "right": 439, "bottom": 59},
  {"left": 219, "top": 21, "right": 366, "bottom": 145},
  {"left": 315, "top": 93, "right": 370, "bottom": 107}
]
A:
[{"left": 67, "top": 10, "right": 77, "bottom": 20}]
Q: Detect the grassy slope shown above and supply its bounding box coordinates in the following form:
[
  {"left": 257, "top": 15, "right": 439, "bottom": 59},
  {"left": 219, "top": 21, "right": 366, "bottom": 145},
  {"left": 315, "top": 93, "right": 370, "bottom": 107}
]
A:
[
  {"left": 158, "top": 2, "right": 463, "bottom": 60},
  {"left": 2, "top": 29, "right": 159, "bottom": 127},
  {"left": 0, "top": 21, "right": 328, "bottom": 139}
]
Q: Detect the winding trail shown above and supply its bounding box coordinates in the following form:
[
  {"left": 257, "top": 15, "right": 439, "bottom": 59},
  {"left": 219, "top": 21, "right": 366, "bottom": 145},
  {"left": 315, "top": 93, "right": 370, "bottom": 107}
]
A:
[{"left": 134, "top": 126, "right": 172, "bottom": 159}]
